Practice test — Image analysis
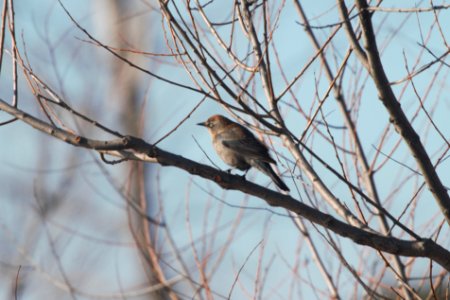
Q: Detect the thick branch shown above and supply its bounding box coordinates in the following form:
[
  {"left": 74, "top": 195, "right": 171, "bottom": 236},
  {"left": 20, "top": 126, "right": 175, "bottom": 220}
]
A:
[
  {"left": 1, "top": 98, "right": 450, "bottom": 271},
  {"left": 355, "top": 0, "right": 450, "bottom": 225}
]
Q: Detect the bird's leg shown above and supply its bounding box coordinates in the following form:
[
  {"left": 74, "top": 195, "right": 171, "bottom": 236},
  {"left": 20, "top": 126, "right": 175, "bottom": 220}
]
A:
[
  {"left": 226, "top": 168, "right": 233, "bottom": 174},
  {"left": 241, "top": 169, "right": 249, "bottom": 179}
]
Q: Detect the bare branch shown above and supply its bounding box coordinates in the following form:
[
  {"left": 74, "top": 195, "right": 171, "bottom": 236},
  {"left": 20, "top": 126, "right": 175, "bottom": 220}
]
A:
[{"left": 355, "top": 0, "right": 450, "bottom": 225}]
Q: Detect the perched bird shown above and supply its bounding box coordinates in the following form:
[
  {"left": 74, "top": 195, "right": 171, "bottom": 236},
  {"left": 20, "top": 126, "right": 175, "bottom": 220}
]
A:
[{"left": 197, "top": 115, "right": 290, "bottom": 191}]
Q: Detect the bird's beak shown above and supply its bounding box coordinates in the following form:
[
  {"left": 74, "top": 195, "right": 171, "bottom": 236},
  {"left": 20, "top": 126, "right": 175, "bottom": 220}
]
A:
[{"left": 197, "top": 122, "right": 207, "bottom": 127}]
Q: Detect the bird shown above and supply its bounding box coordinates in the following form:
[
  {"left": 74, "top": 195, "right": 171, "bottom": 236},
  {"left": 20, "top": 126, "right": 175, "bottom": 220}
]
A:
[{"left": 197, "top": 114, "right": 290, "bottom": 192}]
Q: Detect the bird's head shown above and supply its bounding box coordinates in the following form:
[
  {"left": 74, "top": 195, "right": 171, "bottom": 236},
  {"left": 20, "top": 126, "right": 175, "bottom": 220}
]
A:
[{"left": 197, "top": 115, "right": 231, "bottom": 133}]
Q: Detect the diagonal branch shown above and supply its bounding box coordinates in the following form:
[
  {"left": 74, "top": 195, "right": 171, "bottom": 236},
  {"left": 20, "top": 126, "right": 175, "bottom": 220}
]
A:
[
  {"left": 1, "top": 97, "right": 450, "bottom": 271},
  {"left": 354, "top": 0, "right": 450, "bottom": 225}
]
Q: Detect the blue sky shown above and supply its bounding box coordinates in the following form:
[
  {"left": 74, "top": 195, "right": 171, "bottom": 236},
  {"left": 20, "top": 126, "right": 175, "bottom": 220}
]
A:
[{"left": 0, "top": 0, "right": 449, "bottom": 299}]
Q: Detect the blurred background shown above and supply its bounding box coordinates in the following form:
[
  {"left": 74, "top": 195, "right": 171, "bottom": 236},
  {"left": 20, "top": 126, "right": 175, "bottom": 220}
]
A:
[{"left": 0, "top": 0, "right": 449, "bottom": 299}]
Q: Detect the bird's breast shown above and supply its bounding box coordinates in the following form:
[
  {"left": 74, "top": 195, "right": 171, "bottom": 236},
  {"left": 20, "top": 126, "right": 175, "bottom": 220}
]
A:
[{"left": 212, "top": 137, "right": 249, "bottom": 170}]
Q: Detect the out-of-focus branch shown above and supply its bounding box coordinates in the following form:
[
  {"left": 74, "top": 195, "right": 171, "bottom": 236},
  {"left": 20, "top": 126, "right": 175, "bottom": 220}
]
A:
[
  {"left": 289, "top": 212, "right": 341, "bottom": 299},
  {"left": 1, "top": 98, "right": 450, "bottom": 271}
]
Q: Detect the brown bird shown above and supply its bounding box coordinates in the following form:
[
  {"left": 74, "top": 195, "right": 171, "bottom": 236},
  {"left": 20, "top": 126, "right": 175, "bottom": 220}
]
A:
[{"left": 197, "top": 115, "right": 290, "bottom": 192}]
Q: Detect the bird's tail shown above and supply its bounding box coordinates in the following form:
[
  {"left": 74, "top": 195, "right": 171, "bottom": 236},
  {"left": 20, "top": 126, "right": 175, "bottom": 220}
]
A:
[{"left": 256, "top": 162, "right": 290, "bottom": 192}]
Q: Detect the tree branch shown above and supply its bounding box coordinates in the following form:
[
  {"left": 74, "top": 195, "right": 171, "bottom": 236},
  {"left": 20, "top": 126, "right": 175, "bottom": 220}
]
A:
[
  {"left": 1, "top": 97, "right": 449, "bottom": 271},
  {"left": 355, "top": 0, "right": 450, "bottom": 225}
]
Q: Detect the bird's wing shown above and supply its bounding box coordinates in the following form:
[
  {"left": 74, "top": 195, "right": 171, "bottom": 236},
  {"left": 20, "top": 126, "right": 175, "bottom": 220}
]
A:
[{"left": 222, "top": 137, "right": 276, "bottom": 164}]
